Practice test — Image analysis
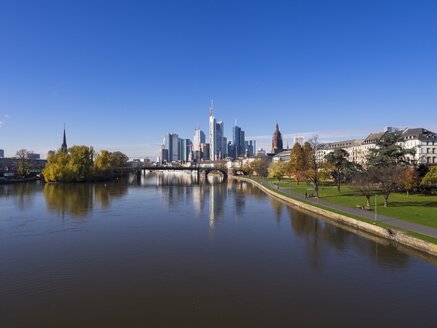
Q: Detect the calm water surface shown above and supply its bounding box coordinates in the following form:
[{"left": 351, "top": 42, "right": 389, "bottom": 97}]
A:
[{"left": 1, "top": 173, "right": 436, "bottom": 327}]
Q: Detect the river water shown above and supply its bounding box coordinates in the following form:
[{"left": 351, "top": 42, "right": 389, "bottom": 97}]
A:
[{"left": 1, "top": 173, "right": 436, "bottom": 327}]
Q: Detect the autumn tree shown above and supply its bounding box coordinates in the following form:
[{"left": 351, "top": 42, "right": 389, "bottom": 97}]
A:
[
  {"left": 396, "top": 167, "right": 419, "bottom": 196},
  {"left": 94, "top": 150, "right": 113, "bottom": 177},
  {"left": 420, "top": 166, "right": 437, "bottom": 193},
  {"left": 250, "top": 158, "right": 269, "bottom": 177},
  {"left": 301, "top": 136, "right": 322, "bottom": 197},
  {"left": 110, "top": 151, "right": 129, "bottom": 168},
  {"left": 268, "top": 162, "right": 287, "bottom": 181},
  {"left": 288, "top": 143, "right": 306, "bottom": 184}
]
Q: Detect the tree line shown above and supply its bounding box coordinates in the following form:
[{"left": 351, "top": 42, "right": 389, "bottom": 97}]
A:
[
  {"left": 243, "top": 133, "right": 437, "bottom": 207},
  {"left": 44, "top": 146, "right": 129, "bottom": 183}
]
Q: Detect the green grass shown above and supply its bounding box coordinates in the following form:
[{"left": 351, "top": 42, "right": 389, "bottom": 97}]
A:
[
  {"left": 267, "top": 178, "right": 437, "bottom": 229},
  {"left": 242, "top": 176, "right": 437, "bottom": 245}
]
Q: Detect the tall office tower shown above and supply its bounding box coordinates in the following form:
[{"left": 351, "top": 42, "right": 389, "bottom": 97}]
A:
[
  {"left": 179, "top": 138, "right": 192, "bottom": 162},
  {"left": 233, "top": 125, "right": 241, "bottom": 157},
  {"left": 215, "top": 120, "right": 224, "bottom": 159},
  {"left": 165, "top": 133, "right": 180, "bottom": 162},
  {"left": 232, "top": 125, "right": 246, "bottom": 158},
  {"left": 0, "top": 149, "right": 4, "bottom": 158},
  {"left": 222, "top": 136, "right": 227, "bottom": 158},
  {"left": 209, "top": 102, "right": 216, "bottom": 161},
  {"left": 245, "top": 140, "right": 256, "bottom": 157},
  {"left": 293, "top": 136, "right": 305, "bottom": 146},
  {"left": 193, "top": 129, "right": 205, "bottom": 152},
  {"left": 200, "top": 143, "right": 210, "bottom": 161},
  {"left": 240, "top": 130, "right": 245, "bottom": 155}
]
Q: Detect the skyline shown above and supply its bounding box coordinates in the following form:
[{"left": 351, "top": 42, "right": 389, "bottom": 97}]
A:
[{"left": 1, "top": 0, "right": 437, "bottom": 158}]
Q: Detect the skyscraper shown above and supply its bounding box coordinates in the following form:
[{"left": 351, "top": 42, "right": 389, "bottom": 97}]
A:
[
  {"left": 165, "top": 133, "right": 179, "bottom": 162},
  {"left": 232, "top": 124, "right": 246, "bottom": 158},
  {"left": 215, "top": 120, "right": 224, "bottom": 159},
  {"left": 193, "top": 129, "right": 205, "bottom": 152},
  {"left": 209, "top": 102, "right": 216, "bottom": 161}
]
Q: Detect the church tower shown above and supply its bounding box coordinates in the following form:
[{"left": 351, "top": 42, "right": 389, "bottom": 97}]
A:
[
  {"left": 61, "top": 126, "right": 68, "bottom": 152},
  {"left": 271, "top": 123, "right": 283, "bottom": 154}
]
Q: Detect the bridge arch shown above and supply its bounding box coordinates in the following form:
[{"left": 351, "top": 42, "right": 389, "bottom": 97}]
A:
[{"left": 204, "top": 168, "right": 228, "bottom": 181}]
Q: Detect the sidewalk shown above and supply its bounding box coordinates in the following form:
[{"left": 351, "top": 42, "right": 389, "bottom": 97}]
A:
[{"left": 252, "top": 178, "right": 437, "bottom": 239}]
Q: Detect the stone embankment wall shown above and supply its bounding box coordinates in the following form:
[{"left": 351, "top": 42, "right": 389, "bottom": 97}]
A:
[{"left": 235, "top": 177, "right": 437, "bottom": 258}]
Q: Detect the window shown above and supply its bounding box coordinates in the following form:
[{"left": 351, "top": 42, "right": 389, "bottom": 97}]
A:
[{"left": 427, "top": 148, "right": 431, "bottom": 153}]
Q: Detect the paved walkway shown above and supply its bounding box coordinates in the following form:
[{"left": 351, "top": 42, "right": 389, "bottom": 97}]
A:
[{"left": 250, "top": 178, "right": 437, "bottom": 239}]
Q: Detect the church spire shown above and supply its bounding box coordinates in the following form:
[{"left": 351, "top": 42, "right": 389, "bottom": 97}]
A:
[{"left": 61, "top": 125, "right": 67, "bottom": 152}]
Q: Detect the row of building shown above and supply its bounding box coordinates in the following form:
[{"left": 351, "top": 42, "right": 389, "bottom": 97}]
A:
[
  {"left": 273, "top": 126, "right": 437, "bottom": 166},
  {"left": 159, "top": 103, "right": 257, "bottom": 163}
]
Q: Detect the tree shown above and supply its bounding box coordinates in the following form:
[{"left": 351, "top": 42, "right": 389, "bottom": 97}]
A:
[
  {"left": 110, "top": 151, "right": 129, "bottom": 168},
  {"left": 288, "top": 143, "right": 306, "bottom": 184},
  {"left": 15, "top": 149, "right": 34, "bottom": 175},
  {"left": 250, "top": 158, "right": 269, "bottom": 177},
  {"left": 351, "top": 170, "right": 377, "bottom": 207},
  {"left": 366, "top": 132, "right": 416, "bottom": 207},
  {"left": 367, "top": 133, "right": 415, "bottom": 167},
  {"left": 324, "top": 148, "right": 351, "bottom": 193},
  {"left": 396, "top": 167, "right": 419, "bottom": 196},
  {"left": 44, "top": 146, "right": 93, "bottom": 182},
  {"left": 420, "top": 166, "right": 437, "bottom": 193},
  {"left": 268, "top": 162, "right": 287, "bottom": 181},
  {"left": 242, "top": 161, "right": 254, "bottom": 175},
  {"left": 370, "top": 166, "right": 403, "bottom": 207},
  {"left": 94, "top": 150, "right": 113, "bottom": 177},
  {"left": 301, "top": 136, "right": 322, "bottom": 197}
]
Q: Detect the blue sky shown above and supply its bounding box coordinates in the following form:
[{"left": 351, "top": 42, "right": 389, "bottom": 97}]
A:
[{"left": 1, "top": 0, "right": 436, "bottom": 158}]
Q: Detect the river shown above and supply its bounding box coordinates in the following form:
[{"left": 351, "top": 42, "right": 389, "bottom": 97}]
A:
[{"left": 0, "top": 172, "right": 436, "bottom": 327}]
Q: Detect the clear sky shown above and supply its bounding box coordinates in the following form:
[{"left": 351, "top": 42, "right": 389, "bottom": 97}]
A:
[{"left": 1, "top": 0, "right": 436, "bottom": 158}]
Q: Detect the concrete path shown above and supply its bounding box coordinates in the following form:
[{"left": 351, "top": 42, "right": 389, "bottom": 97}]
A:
[{"left": 252, "top": 178, "right": 437, "bottom": 239}]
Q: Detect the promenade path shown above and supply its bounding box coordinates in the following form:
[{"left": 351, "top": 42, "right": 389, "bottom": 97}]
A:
[{"left": 248, "top": 177, "right": 437, "bottom": 239}]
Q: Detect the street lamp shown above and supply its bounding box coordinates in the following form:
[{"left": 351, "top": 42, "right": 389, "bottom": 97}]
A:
[{"left": 374, "top": 193, "right": 378, "bottom": 223}]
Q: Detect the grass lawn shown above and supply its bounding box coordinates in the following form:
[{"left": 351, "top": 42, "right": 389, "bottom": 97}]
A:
[{"left": 268, "top": 178, "right": 437, "bottom": 229}]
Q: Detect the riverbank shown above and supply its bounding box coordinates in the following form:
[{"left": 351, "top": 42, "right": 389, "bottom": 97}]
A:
[
  {"left": 0, "top": 176, "right": 41, "bottom": 184},
  {"left": 234, "top": 176, "right": 437, "bottom": 257}
]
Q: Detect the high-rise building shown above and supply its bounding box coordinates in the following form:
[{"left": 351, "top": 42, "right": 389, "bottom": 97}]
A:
[
  {"left": 209, "top": 104, "right": 216, "bottom": 160},
  {"left": 232, "top": 125, "right": 246, "bottom": 158},
  {"left": 271, "top": 123, "right": 284, "bottom": 154},
  {"left": 164, "top": 133, "right": 179, "bottom": 162},
  {"left": 215, "top": 120, "right": 224, "bottom": 159},
  {"left": 179, "top": 138, "right": 192, "bottom": 162},
  {"left": 0, "top": 149, "right": 4, "bottom": 158},
  {"left": 193, "top": 129, "right": 205, "bottom": 152},
  {"left": 244, "top": 140, "right": 257, "bottom": 157},
  {"left": 209, "top": 101, "right": 226, "bottom": 161},
  {"left": 200, "top": 143, "right": 210, "bottom": 161}
]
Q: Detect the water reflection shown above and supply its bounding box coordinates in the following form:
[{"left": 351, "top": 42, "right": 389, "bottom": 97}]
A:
[
  {"left": 0, "top": 181, "right": 42, "bottom": 210},
  {"left": 0, "top": 176, "right": 430, "bottom": 269},
  {"left": 285, "top": 202, "right": 410, "bottom": 269},
  {"left": 43, "top": 180, "right": 129, "bottom": 218}
]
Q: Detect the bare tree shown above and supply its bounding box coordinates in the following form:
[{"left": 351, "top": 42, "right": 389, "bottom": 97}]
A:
[
  {"left": 15, "top": 149, "right": 34, "bottom": 175},
  {"left": 302, "top": 135, "right": 322, "bottom": 197},
  {"left": 351, "top": 170, "right": 377, "bottom": 207}
]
